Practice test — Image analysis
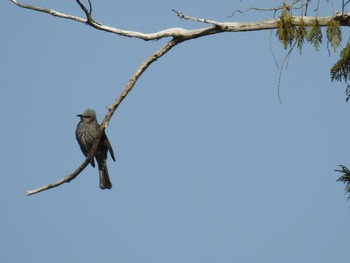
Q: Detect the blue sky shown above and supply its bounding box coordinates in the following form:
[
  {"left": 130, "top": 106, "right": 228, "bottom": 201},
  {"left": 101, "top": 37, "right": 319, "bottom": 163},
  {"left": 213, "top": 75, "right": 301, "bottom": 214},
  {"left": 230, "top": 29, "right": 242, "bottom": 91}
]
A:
[{"left": 2, "top": 1, "right": 350, "bottom": 262}]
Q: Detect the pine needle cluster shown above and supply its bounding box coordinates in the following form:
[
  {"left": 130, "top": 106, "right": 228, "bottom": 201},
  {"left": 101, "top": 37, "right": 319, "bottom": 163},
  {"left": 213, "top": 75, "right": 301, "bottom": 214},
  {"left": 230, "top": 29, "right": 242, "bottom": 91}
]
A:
[
  {"left": 327, "top": 19, "right": 342, "bottom": 52},
  {"left": 276, "top": 5, "right": 342, "bottom": 53},
  {"left": 276, "top": 5, "right": 295, "bottom": 49},
  {"left": 331, "top": 43, "right": 350, "bottom": 82},
  {"left": 336, "top": 165, "right": 350, "bottom": 200}
]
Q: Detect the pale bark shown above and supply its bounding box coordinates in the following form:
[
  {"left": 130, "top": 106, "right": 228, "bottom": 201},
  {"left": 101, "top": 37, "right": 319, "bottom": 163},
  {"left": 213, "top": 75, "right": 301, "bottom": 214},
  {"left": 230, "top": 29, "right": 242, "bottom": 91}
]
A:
[{"left": 11, "top": 0, "right": 348, "bottom": 195}]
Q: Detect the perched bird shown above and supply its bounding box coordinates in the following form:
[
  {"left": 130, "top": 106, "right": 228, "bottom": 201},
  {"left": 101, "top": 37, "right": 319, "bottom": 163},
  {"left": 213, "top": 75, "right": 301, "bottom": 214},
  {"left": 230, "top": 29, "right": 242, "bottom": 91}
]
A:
[{"left": 76, "top": 109, "right": 116, "bottom": 189}]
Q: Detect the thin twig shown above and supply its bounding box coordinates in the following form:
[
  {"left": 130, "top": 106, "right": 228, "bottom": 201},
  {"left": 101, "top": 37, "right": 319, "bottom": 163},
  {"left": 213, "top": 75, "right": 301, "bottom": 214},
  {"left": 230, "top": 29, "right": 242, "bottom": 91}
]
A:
[
  {"left": 26, "top": 160, "right": 90, "bottom": 195},
  {"left": 277, "top": 41, "right": 297, "bottom": 105},
  {"left": 228, "top": 6, "right": 284, "bottom": 18},
  {"left": 343, "top": 0, "right": 350, "bottom": 13},
  {"left": 76, "top": 0, "right": 89, "bottom": 18},
  {"left": 172, "top": 9, "right": 222, "bottom": 27},
  {"left": 10, "top": 0, "right": 87, "bottom": 23},
  {"left": 87, "top": 0, "right": 92, "bottom": 14},
  {"left": 269, "top": 10, "right": 280, "bottom": 70},
  {"left": 228, "top": 0, "right": 306, "bottom": 18}
]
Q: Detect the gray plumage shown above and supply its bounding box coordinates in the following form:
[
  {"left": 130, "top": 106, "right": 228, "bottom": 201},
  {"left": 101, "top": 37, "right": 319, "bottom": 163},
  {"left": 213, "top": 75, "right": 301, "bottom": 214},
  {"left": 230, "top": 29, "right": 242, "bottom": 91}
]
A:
[{"left": 76, "top": 109, "right": 116, "bottom": 189}]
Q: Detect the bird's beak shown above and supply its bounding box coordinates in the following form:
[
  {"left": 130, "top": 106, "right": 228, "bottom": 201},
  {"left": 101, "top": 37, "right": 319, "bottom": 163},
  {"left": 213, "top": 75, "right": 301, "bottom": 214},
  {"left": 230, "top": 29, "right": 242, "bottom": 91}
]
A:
[{"left": 77, "top": 114, "right": 83, "bottom": 117}]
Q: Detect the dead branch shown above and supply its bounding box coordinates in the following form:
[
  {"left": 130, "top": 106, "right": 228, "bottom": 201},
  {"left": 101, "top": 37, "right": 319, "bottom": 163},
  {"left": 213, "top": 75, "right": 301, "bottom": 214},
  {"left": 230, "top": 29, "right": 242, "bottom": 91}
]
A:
[
  {"left": 10, "top": 0, "right": 350, "bottom": 195},
  {"left": 26, "top": 38, "right": 180, "bottom": 196},
  {"left": 10, "top": 0, "right": 350, "bottom": 42},
  {"left": 174, "top": 11, "right": 350, "bottom": 30},
  {"left": 26, "top": 160, "right": 90, "bottom": 195}
]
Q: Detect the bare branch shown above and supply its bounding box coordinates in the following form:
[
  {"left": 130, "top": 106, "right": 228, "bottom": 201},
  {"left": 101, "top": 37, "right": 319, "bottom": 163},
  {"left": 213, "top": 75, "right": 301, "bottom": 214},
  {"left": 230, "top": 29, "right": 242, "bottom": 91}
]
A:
[
  {"left": 76, "top": 0, "right": 90, "bottom": 18},
  {"left": 26, "top": 160, "right": 90, "bottom": 195},
  {"left": 75, "top": 0, "right": 97, "bottom": 24},
  {"left": 10, "top": 0, "right": 350, "bottom": 42},
  {"left": 175, "top": 11, "right": 350, "bottom": 30},
  {"left": 87, "top": 0, "right": 92, "bottom": 14},
  {"left": 172, "top": 10, "right": 217, "bottom": 25},
  {"left": 10, "top": 0, "right": 86, "bottom": 23},
  {"left": 26, "top": 38, "right": 180, "bottom": 195},
  {"left": 9, "top": 0, "right": 186, "bottom": 40},
  {"left": 228, "top": 0, "right": 309, "bottom": 18},
  {"left": 343, "top": 0, "right": 350, "bottom": 12},
  {"left": 228, "top": 6, "right": 285, "bottom": 19},
  {"left": 11, "top": 0, "right": 350, "bottom": 195}
]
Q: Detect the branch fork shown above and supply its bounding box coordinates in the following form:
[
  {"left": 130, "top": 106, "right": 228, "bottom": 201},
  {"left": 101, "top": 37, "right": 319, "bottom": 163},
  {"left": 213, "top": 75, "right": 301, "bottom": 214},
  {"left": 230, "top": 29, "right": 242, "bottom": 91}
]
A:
[{"left": 10, "top": 0, "right": 350, "bottom": 195}]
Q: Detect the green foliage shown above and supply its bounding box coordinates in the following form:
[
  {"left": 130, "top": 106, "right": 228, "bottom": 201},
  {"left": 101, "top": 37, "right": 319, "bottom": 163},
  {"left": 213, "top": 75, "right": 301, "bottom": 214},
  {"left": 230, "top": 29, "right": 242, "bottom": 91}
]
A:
[
  {"left": 274, "top": 10, "right": 350, "bottom": 99},
  {"left": 295, "top": 18, "right": 308, "bottom": 53},
  {"left": 276, "top": 5, "right": 296, "bottom": 49},
  {"left": 331, "top": 42, "right": 350, "bottom": 82},
  {"left": 277, "top": 12, "right": 343, "bottom": 53},
  {"left": 336, "top": 165, "right": 350, "bottom": 200},
  {"left": 326, "top": 19, "right": 342, "bottom": 52},
  {"left": 276, "top": 10, "right": 325, "bottom": 52},
  {"left": 307, "top": 18, "right": 322, "bottom": 50}
]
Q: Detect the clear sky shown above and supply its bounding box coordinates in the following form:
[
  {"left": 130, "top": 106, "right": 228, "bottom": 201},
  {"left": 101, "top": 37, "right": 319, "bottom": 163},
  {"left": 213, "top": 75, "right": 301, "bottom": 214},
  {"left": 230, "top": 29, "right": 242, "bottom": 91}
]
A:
[{"left": 2, "top": 1, "right": 350, "bottom": 262}]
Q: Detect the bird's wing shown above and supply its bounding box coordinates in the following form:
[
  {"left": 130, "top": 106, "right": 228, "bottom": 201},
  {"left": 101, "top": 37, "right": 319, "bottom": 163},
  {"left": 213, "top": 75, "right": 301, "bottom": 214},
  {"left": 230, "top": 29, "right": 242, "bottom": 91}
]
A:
[{"left": 102, "top": 133, "right": 116, "bottom": 162}]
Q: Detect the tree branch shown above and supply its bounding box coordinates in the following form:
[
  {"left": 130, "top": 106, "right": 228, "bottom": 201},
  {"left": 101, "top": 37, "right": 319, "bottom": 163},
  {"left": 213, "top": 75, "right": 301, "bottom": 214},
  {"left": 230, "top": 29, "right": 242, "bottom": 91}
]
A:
[
  {"left": 11, "top": 0, "right": 350, "bottom": 195},
  {"left": 174, "top": 11, "right": 350, "bottom": 31},
  {"left": 10, "top": 0, "right": 350, "bottom": 42},
  {"left": 10, "top": 0, "right": 87, "bottom": 23},
  {"left": 26, "top": 160, "right": 90, "bottom": 195},
  {"left": 26, "top": 38, "right": 180, "bottom": 195}
]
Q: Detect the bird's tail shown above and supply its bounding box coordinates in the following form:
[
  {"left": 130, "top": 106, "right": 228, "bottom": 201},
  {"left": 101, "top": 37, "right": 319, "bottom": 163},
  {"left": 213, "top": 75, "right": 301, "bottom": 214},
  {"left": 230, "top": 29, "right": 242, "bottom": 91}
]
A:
[{"left": 97, "top": 159, "right": 112, "bottom": 189}]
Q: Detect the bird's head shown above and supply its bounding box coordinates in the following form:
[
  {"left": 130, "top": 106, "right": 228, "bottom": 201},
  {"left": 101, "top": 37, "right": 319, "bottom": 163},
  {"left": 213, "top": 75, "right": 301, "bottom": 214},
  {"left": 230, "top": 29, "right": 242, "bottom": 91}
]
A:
[{"left": 77, "top": 108, "right": 96, "bottom": 123}]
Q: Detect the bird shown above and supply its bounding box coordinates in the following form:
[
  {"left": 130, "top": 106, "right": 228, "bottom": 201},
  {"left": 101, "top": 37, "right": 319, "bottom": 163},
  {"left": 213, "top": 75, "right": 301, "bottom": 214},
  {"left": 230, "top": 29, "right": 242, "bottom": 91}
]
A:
[{"left": 76, "top": 109, "right": 116, "bottom": 189}]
